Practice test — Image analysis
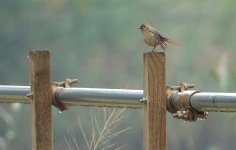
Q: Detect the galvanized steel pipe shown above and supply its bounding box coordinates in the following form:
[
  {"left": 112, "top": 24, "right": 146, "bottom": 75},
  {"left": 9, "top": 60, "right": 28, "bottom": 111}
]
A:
[
  {"left": 0, "top": 85, "right": 30, "bottom": 103},
  {"left": 1, "top": 85, "right": 236, "bottom": 111},
  {"left": 55, "top": 87, "right": 143, "bottom": 108},
  {"left": 190, "top": 92, "right": 236, "bottom": 112},
  {"left": 169, "top": 91, "right": 236, "bottom": 112},
  {"left": 0, "top": 85, "right": 143, "bottom": 108}
]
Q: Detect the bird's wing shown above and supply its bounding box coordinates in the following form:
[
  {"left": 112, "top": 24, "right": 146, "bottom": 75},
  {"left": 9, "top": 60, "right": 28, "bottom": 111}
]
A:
[{"left": 151, "top": 30, "right": 167, "bottom": 50}]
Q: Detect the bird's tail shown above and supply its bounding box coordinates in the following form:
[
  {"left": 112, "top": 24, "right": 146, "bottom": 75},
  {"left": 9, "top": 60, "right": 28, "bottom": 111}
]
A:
[{"left": 164, "top": 38, "right": 180, "bottom": 46}]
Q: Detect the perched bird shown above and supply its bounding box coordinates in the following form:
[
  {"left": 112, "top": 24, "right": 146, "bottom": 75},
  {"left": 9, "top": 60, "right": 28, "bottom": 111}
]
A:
[{"left": 139, "top": 23, "right": 180, "bottom": 52}]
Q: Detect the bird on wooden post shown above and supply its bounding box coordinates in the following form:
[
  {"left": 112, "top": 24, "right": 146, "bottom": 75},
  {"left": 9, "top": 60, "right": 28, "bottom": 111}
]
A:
[{"left": 139, "top": 23, "right": 180, "bottom": 52}]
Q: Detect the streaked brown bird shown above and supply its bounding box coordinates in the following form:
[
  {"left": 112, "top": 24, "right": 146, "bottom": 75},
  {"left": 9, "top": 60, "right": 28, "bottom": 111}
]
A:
[{"left": 139, "top": 23, "right": 180, "bottom": 52}]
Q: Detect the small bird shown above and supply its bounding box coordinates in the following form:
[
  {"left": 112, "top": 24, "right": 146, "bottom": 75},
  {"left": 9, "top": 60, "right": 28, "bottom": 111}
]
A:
[{"left": 139, "top": 23, "right": 180, "bottom": 52}]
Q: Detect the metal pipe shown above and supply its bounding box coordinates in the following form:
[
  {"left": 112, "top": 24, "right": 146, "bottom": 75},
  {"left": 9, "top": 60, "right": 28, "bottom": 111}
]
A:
[
  {"left": 55, "top": 87, "right": 143, "bottom": 108},
  {"left": 0, "top": 85, "right": 30, "bottom": 103},
  {"left": 0, "top": 85, "right": 143, "bottom": 108},
  {"left": 190, "top": 92, "right": 236, "bottom": 112},
  {"left": 169, "top": 91, "right": 236, "bottom": 112},
  {"left": 1, "top": 85, "right": 236, "bottom": 111}
]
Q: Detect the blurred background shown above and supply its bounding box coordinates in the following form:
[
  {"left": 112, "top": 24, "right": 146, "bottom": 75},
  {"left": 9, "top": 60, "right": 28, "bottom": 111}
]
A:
[{"left": 1, "top": 0, "right": 236, "bottom": 149}]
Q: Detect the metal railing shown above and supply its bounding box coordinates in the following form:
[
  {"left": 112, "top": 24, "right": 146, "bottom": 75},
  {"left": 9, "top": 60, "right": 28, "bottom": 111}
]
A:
[
  {"left": 1, "top": 50, "right": 235, "bottom": 150},
  {"left": 1, "top": 85, "right": 236, "bottom": 112}
]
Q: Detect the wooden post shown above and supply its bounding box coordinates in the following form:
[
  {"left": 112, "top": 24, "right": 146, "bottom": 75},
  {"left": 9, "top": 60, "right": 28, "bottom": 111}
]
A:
[
  {"left": 29, "top": 50, "right": 53, "bottom": 150},
  {"left": 143, "top": 52, "right": 166, "bottom": 150}
]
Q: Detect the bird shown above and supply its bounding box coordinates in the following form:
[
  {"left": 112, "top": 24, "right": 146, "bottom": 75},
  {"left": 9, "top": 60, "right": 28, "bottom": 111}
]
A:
[{"left": 139, "top": 23, "right": 180, "bottom": 52}]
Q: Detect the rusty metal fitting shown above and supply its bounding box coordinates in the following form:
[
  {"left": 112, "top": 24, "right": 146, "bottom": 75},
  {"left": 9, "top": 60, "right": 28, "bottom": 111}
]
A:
[
  {"left": 180, "top": 82, "right": 194, "bottom": 92},
  {"left": 166, "top": 83, "right": 196, "bottom": 113},
  {"left": 167, "top": 82, "right": 194, "bottom": 92},
  {"left": 173, "top": 110, "right": 208, "bottom": 122},
  {"left": 172, "top": 110, "right": 197, "bottom": 122},
  {"left": 53, "top": 78, "right": 78, "bottom": 88},
  {"left": 178, "top": 90, "right": 200, "bottom": 109},
  {"left": 167, "top": 82, "right": 208, "bottom": 122},
  {"left": 51, "top": 78, "right": 78, "bottom": 111},
  {"left": 166, "top": 86, "right": 178, "bottom": 113}
]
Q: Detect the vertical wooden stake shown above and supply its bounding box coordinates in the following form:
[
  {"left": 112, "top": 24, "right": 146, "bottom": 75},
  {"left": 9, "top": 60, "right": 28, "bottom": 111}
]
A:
[
  {"left": 143, "top": 52, "right": 166, "bottom": 150},
  {"left": 29, "top": 50, "right": 52, "bottom": 150}
]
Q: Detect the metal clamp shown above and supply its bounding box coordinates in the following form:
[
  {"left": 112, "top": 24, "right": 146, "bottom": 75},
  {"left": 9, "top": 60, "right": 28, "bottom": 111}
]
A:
[
  {"left": 51, "top": 78, "right": 78, "bottom": 111},
  {"left": 140, "top": 96, "right": 148, "bottom": 104},
  {"left": 167, "top": 82, "right": 208, "bottom": 122}
]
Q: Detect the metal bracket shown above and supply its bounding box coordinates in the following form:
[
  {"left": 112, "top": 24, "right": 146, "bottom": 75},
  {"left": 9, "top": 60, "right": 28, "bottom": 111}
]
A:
[
  {"left": 140, "top": 96, "right": 148, "bottom": 104},
  {"left": 26, "top": 93, "right": 33, "bottom": 99},
  {"left": 51, "top": 78, "right": 78, "bottom": 111},
  {"left": 167, "top": 82, "right": 208, "bottom": 122}
]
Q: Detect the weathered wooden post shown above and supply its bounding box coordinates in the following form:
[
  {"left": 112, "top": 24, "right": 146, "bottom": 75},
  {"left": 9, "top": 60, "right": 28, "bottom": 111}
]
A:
[
  {"left": 29, "top": 50, "right": 53, "bottom": 150},
  {"left": 143, "top": 52, "right": 166, "bottom": 150}
]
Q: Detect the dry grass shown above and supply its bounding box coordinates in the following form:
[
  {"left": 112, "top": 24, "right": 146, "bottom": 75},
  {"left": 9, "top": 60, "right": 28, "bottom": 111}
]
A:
[{"left": 64, "top": 108, "right": 130, "bottom": 150}]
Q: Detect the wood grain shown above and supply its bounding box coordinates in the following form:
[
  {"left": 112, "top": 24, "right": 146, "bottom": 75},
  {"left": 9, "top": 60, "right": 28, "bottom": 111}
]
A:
[
  {"left": 143, "top": 52, "right": 166, "bottom": 150},
  {"left": 29, "top": 50, "right": 53, "bottom": 150}
]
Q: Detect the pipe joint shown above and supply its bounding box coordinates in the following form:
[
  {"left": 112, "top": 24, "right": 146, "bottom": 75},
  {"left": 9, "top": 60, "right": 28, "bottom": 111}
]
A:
[{"left": 167, "top": 83, "right": 208, "bottom": 122}]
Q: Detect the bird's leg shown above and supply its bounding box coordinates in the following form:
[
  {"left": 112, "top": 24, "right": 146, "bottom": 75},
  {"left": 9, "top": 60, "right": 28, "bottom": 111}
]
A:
[{"left": 152, "top": 45, "right": 156, "bottom": 52}]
